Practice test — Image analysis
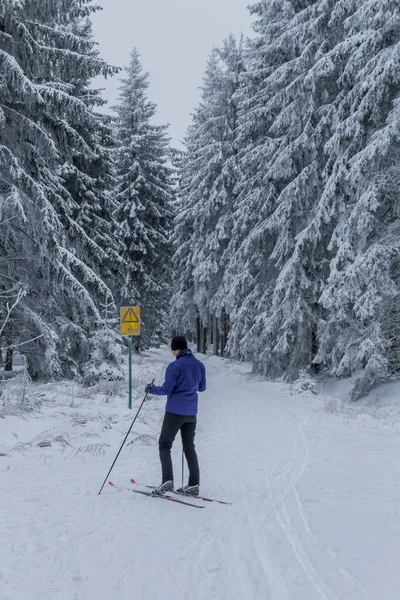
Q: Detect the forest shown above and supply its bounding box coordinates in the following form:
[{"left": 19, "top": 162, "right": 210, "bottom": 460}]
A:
[{"left": 1, "top": 0, "right": 399, "bottom": 399}]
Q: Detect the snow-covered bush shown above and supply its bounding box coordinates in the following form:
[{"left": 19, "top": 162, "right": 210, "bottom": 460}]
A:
[
  {"left": 82, "top": 323, "right": 124, "bottom": 386},
  {"left": 0, "top": 369, "right": 45, "bottom": 414},
  {"left": 292, "top": 369, "right": 319, "bottom": 396}
]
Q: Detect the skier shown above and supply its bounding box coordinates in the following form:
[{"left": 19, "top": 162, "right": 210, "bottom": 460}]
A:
[{"left": 145, "top": 336, "right": 206, "bottom": 496}]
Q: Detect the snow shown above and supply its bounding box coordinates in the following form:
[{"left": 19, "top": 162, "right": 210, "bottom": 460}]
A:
[{"left": 1, "top": 348, "right": 400, "bottom": 599}]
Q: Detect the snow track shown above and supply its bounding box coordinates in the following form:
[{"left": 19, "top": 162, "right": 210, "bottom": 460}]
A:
[
  {"left": 263, "top": 410, "right": 335, "bottom": 600},
  {"left": 1, "top": 349, "right": 399, "bottom": 599}
]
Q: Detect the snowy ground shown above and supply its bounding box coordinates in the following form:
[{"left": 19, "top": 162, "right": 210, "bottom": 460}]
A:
[{"left": 1, "top": 348, "right": 400, "bottom": 600}]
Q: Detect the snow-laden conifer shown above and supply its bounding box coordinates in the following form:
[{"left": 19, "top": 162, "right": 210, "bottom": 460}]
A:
[
  {"left": 113, "top": 49, "right": 175, "bottom": 346},
  {"left": 221, "top": 0, "right": 400, "bottom": 393},
  {"left": 221, "top": 0, "right": 337, "bottom": 374},
  {"left": 314, "top": 0, "right": 400, "bottom": 395},
  {"left": 0, "top": 0, "right": 122, "bottom": 377},
  {"left": 173, "top": 36, "right": 245, "bottom": 352}
]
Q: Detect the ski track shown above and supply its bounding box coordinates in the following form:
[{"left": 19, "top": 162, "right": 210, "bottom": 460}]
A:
[
  {"left": 229, "top": 511, "right": 260, "bottom": 600},
  {"left": 263, "top": 407, "right": 335, "bottom": 600},
  {"left": 281, "top": 407, "right": 373, "bottom": 600},
  {"left": 241, "top": 477, "right": 290, "bottom": 600},
  {"left": 208, "top": 359, "right": 372, "bottom": 600}
]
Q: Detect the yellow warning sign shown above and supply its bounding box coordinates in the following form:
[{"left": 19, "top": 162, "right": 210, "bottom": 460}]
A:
[{"left": 120, "top": 306, "right": 141, "bottom": 336}]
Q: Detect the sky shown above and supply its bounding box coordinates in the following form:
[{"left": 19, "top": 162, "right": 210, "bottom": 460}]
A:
[{"left": 92, "top": 0, "right": 252, "bottom": 147}]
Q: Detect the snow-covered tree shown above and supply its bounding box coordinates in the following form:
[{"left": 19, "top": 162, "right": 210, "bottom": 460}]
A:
[
  {"left": 173, "top": 36, "right": 245, "bottom": 353},
  {"left": 217, "top": 0, "right": 336, "bottom": 373},
  {"left": 218, "top": 0, "right": 400, "bottom": 392},
  {"left": 0, "top": 0, "right": 122, "bottom": 377},
  {"left": 172, "top": 0, "right": 400, "bottom": 396},
  {"left": 313, "top": 0, "right": 400, "bottom": 394},
  {"left": 113, "top": 49, "right": 175, "bottom": 346},
  {"left": 317, "top": 167, "right": 400, "bottom": 397},
  {"left": 82, "top": 292, "right": 124, "bottom": 386}
]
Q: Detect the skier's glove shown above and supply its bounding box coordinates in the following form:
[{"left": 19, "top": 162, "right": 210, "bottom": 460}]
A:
[{"left": 145, "top": 383, "right": 153, "bottom": 395}]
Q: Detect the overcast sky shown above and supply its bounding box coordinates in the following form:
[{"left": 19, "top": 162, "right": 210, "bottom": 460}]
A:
[{"left": 92, "top": 0, "right": 252, "bottom": 147}]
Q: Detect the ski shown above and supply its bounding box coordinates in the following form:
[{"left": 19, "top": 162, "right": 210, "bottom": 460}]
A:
[
  {"left": 108, "top": 481, "right": 204, "bottom": 509},
  {"left": 130, "top": 478, "right": 231, "bottom": 505}
]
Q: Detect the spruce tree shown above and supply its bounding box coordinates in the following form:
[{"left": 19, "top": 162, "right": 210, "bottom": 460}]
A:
[
  {"left": 0, "top": 0, "right": 122, "bottom": 377},
  {"left": 314, "top": 0, "right": 400, "bottom": 395},
  {"left": 229, "top": 0, "right": 400, "bottom": 390},
  {"left": 114, "top": 49, "right": 174, "bottom": 346},
  {"left": 219, "top": 0, "right": 335, "bottom": 372},
  {"left": 173, "top": 37, "right": 245, "bottom": 353},
  {"left": 172, "top": 0, "right": 400, "bottom": 395}
]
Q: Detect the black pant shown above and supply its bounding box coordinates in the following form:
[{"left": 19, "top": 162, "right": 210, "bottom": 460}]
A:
[{"left": 159, "top": 412, "right": 199, "bottom": 486}]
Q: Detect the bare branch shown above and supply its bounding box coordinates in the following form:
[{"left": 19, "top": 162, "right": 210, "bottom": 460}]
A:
[
  {"left": 0, "top": 287, "right": 27, "bottom": 339},
  {"left": 0, "top": 333, "right": 44, "bottom": 352}
]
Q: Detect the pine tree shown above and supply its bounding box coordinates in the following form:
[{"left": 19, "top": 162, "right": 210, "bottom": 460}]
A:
[
  {"left": 0, "top": 0, "right": 122, "bottom": 377},
  {"left": 216, "top": 0, "right": 334, "bottom": 373},
  {"left": 230, "top": 0, "right": 400, "bottom": 390},
  {"left": 114, "top": 49, "right": 174, "bottom": 346},
  {"left": 314, "top": 0, "right": 400, "bottom": 396},
  {"left": 173, "top": 36, "right": 245, "bottom": 353},
  {"left": 171, "top": 0, "right": 400, "bottom": 396}
]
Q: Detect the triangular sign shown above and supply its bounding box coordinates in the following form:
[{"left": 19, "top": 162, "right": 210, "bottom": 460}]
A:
[{"left": 122, "top": 307, "right": 140, "bottom": 323}]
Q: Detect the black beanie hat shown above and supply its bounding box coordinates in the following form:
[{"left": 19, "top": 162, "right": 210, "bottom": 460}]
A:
[{"left": 171, "top": 336, "right": 188, "bottom": 351}]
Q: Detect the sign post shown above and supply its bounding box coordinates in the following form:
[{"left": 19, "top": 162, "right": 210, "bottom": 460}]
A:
[
  {"left": 120, "top": 306, "right": 141, "bottom": 409},
  {"left": 128, "top": 337, "right": 132, "bottom": 410}
]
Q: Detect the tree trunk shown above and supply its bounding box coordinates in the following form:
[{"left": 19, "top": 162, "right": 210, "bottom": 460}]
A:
[
  {"left": 220, "top": 310, "right": 230, "bottom": 357},
  {"left": 310, "top": 303, "right": 321, "bottom": 373},
  {"left": 201, "top": 326, "right": 207, "bottom": 354},
  {"left": 196, "top": 314, "right": 201, "bottom": 353},
  {"left": 214, "top": 317, "right": 220, "bottom": 356},
  {"left": 5, "top": 347, "right": 13, "bottom": 371}
]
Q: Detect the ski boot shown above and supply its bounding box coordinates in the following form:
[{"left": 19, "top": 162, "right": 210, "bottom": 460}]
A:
[
  {"left": 152, "top": 481, "right": 173, "bottom": 496},
  {"left": 175, "top": 484, "right": 199, "bottom": 496}
]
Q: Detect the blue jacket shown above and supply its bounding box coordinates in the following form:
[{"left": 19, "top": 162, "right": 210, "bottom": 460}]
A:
[{"left": 151, "top": 349, "right": 206, "bottom": 416}]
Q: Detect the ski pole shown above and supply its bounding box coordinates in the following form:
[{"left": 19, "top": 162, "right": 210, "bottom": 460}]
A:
[
  {"left": 98, "top": 378, "right": 155, "bottom": 495},
  {"left": 181, "top": 447, "right": 184, "bottom": 488}
]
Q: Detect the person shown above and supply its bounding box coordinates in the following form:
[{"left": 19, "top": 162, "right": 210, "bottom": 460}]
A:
[{"left": 145, "top": 336, "right": 206, "bottom": 496}]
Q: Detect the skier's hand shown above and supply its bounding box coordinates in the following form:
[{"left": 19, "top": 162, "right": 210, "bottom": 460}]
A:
[{"left": 145, "top": 383, "right": 153, "bottom": 395}]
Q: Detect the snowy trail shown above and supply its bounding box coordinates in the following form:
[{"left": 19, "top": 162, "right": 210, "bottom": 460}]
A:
[
  {"left": 203, "top": 361, "right": 348, "bottom": 600},
  {"left": 1, "top": 349, "right": 400, "bottom": 599}
]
